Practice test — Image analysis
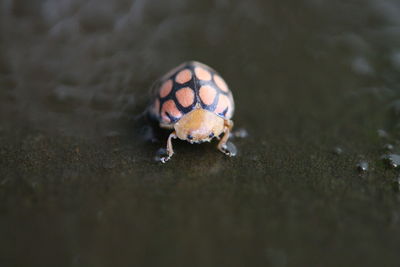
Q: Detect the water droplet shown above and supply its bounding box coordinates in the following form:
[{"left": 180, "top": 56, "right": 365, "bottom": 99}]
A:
[
  {"left": 383, "top": 144, "right": 394, "bottom": 151},
  {"left": 377, "top": 129, "right": 388, "bottom": 138},
  {"left": 154, "top": 148, "right": 167, "bottom": 162},
  {"left": 351, "top": 57, "right": 374, "bottom": 75},
  {"left": 233, "top": 128, "right": 248, "bottom": 138},
  {"left": 333, "top": 147, "right": 343, "bottom": 155},
  {"left": 382, "top": 154, "right": 400, "bottom": 168},
  {"left": 356, "top": 161, "right": 369, "bottom": 172},
  {"left": 224, "top": 141, "right": 237, "bottom": 157}
]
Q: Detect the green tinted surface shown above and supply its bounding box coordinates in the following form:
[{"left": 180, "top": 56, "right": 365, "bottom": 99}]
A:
[{"left": 1, "top": 1, "right": 400, "bottom": 266}]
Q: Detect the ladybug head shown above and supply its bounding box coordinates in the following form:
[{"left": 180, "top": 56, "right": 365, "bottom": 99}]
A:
[{"left": 174, "top": 109, "right": 224, "bottom": 143}]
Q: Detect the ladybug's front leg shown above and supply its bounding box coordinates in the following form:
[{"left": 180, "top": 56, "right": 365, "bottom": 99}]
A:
[
  {"left": 217, "top": 120, "right": 237, "bottom": 157},
  {"left": 160, "top": 131, "right": 177, "bottom": 163}
]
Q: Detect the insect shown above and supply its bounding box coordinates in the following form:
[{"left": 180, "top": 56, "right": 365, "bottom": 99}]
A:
[{"left": 148, "top": 61, "right": 236, "bottom": 163}]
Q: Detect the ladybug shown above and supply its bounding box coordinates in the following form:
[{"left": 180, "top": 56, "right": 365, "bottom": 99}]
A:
[{"left": 148, "top": 61, "right": 236, "bottom": 163}]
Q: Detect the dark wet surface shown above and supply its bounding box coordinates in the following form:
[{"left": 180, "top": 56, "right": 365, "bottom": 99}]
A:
[{"left": 2, "top": 0, "right": 400, "bottom": 266}]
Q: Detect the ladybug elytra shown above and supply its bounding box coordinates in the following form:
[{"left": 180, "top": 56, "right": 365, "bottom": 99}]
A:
[{"left": 148, "top": 61, "right": 236, "bottom": 163}]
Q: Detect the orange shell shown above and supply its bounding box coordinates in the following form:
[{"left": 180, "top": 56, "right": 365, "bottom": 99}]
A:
[{"left": 149, "top": 61, "right": 234, "bottom": 124}]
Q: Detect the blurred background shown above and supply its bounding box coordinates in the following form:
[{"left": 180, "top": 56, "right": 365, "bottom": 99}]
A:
[{"left": 1, "top": 0, "right": 400, "bottom": 266}]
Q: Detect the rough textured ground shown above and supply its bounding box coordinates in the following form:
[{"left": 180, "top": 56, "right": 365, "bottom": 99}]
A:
[{"left": 1, "top": 0, "right": 400, "bottom": 266}]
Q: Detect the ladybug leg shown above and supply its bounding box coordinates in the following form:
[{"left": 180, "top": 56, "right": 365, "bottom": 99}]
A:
[
  {"left": 218, "top": 120, "right": 237, "bottom": 157},
  {"left": 160, "top": 131, "right": 177, "bottom": 163}
]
